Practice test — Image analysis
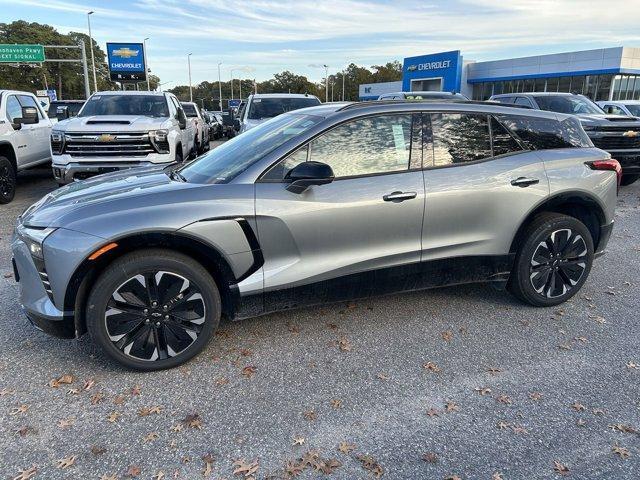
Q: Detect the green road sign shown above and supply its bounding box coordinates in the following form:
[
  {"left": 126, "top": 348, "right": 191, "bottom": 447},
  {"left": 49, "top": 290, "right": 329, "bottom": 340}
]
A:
[{"left": 0, "top": 44, "right": 45, "bottom": 63}]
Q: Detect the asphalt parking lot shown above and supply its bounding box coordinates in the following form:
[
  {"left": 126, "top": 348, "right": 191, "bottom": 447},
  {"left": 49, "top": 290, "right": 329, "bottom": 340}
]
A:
[{"left": 1, "top": 155, "right": 639, "bottom": 479}]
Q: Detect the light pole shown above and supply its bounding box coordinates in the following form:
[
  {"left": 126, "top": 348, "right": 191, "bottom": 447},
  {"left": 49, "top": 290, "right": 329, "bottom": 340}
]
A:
[
  {"left": 323, "top": 64, "right": 328, "bottom": 103},
  {"left": 342, "top": 72, "right": 345, "bottom": 101},
  {"left": 187, "top": 53, "right": 193, "bottom": 102},
  {"left": 230, "top": 68, "right": 239, "bottom": 101},
  {"left": 217, "top": 62, "right": 223, "bottom": 111},
  {"left": 158, "top": 81, "right": 172, "bottom": 92},
  {"left": 143, "top": 37, "right": 150, "bottom": 91},
  {"left": 87, "top": 11, "right": 97, "bottom": 93}
]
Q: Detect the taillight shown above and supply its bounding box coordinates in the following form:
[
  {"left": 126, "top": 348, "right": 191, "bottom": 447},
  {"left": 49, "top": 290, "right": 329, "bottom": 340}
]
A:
[{"left": 587, "top": 159, "right": 622, "bottom": 187}]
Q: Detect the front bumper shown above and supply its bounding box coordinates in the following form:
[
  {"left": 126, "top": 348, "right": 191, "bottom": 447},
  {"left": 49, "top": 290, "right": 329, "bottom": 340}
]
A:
[
  {"left": 52, "top": 159, "right": 168, "bottom": 184},
  {"left": 11, "top": 236, "right": 75, "bottom": 338}
]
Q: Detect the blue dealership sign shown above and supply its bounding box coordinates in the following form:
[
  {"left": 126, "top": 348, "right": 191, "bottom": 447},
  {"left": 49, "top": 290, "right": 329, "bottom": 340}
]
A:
[
  {"left": 106, "top": 42, "right": 146, "bottom": 82},
  {"left": 402, "top": 50, "right": 462, "bottom": 93}
]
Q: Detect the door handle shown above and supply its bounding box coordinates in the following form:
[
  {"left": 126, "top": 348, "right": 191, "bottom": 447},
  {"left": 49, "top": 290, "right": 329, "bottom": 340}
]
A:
[
  {"left": 383, "top": 191, "right": 417, "bottom": 202},
  {"left": 511, "top": 177, "right": 539, "bottom": 188}
]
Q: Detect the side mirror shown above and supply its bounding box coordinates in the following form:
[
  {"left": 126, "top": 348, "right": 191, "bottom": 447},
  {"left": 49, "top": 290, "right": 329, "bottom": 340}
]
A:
[
  {"left": 56, "top": 106, "right": 70, "bottom": 120},
  {"left": 178, "top": 112, "right": 187, "bottom": 129},
  {"left": 605, "top": 106, "right": 616, "bottom": 115},
  {"left": 285, "top": 161, "right": 334, "bottom": 194},
  {"left": 21, "top": 106, "right": 39, "bottom": 125}
]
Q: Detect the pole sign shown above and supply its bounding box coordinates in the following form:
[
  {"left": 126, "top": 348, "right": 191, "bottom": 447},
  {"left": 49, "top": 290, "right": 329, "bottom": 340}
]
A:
[
  {"left": 0, "top": 44, "right": 45, "bottom": 63},
  {"left": 106, "top": 42, "right": 146, "bottom": 82}
]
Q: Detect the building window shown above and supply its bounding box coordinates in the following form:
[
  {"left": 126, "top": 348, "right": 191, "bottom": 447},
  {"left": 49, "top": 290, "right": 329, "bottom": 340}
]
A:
[{"left": 595, "top": 75, "right": 612, "bottom": 101}]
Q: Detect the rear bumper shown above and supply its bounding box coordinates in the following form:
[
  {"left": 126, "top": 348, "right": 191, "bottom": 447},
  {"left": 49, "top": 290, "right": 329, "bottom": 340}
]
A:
[{"left": 595, "top": 221, "right": 614, "bottom": 258}]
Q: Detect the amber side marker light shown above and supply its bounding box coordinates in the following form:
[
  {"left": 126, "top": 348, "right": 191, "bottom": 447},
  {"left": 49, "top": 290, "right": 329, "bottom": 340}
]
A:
[{"left": 88, "top": 242, "right": 118, "bottom": 260}]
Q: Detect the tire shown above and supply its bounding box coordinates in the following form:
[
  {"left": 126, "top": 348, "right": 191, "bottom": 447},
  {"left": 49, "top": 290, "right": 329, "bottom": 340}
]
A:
[
  {"left": 508, "top": 212, "right": 594, "bottom": 307},
  {"left": 86, "top": 249, "right": 221, "bottom": 371},
  {"left": 620, "top": 174, "right": 639, "bottom": 186},
  {"left": 0, "top": 156, "right": 16, "bottom": 204}
]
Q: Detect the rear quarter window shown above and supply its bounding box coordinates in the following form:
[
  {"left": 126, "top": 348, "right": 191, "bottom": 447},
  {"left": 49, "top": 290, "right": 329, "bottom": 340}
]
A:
[{"left": 496, "top": 114, "right": 591, "bottom": 150}]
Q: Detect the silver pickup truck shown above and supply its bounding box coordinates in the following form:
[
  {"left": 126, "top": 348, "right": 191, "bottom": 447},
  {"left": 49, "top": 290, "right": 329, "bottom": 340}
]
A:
[{"left": 50, "top": 91, "right": 195, "bottom": 184}]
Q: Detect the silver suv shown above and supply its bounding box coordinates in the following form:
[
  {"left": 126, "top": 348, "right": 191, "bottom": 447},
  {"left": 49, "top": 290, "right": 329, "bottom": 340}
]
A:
[{"left": 12, "top": 101, "right": 619, "bottom": 370}]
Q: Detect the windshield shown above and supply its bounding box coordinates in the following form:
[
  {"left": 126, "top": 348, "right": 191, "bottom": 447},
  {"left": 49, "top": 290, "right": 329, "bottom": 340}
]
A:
[
  {"left": 178, "top": 113, "right": 323, "bottom": 184},
  {"left": 625, "top": 104, "right": 640, "bottom": 116},
  {"left": 533, "top": 95, "right": 603, "bottom": 115},
  {"left": 247, "top": 97, "right": 320, "bottom": 120},
  {"left": 79, "top": 95, "right": 169, "bottom": 117},
  {"left": 182, "top": 104, "right": 198, "bottom": 117}
]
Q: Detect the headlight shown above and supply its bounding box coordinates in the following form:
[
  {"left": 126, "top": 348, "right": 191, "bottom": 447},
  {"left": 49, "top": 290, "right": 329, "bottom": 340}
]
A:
[
  {"left": 50, "top": 130, "right": 65, "bottom": 154},
  {"left": 16, "top": 224, "right": 56, "bottom": 260},
  {"left": 149, "top": 129, "right": 170, "bottom": 153}
]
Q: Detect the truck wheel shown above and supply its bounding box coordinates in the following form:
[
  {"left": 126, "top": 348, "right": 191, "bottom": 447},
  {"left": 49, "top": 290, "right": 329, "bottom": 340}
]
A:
[
  {"left": 508, "top": 213, "right": 593, "bottom": 307},
  {"left": 0, "top": 156, "right": 16, "bottom": 204},
  {"left": 86, "top": 249, "right": 221, "bottom": 371},
  {"left": 620, "top": 174, "right": 639, "bottom": 186}
]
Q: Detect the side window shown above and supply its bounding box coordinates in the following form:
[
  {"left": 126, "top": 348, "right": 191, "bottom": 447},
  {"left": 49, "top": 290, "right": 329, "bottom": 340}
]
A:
[
  {"left": 496, "top": 114, "right": 588, "bottom": 149},
  {"left": 6, "top": 95, "right": 22, "bottom": 123},
  {"left": 431, "top": 113, "right": 492, "bottom": 166},
  {"left": 495, "top": 96, "right": 515, "bottom": 104},
  {"left": 514, "top": 97, "right": 532, "bottom": 108},
  {"left": 491, "top": 117, "right": 524, "bottom": 156},
  {"left": 308, "top": 114, "right": 413, "bottom": 178},
  {"left": 263, "top": 145, "right": 309, "bottom": 180},
  {"left": 18, "top": 95, "right": 44, "bottom": 119}
]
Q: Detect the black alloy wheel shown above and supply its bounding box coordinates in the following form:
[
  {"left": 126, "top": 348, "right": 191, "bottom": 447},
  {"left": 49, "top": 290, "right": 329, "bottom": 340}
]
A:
[
  {"left": 106, "top": 271, "right": 206, "bottom": 361},
  {"left": 529, "top": 228, "right": 588, "bottom": 298},
  {"left": 87, "top": 249, "right": 220, "bottom": 370},
  {"left": 0, "top": 156, "right": 16, "bottom": 204},
  {"left": 508, "top": 212, "right": 594, "bottom": 307}
]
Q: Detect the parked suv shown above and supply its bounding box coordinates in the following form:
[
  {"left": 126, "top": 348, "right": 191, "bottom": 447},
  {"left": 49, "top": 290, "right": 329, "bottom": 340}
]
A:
[
  {"left": 238, "top": 93, "right": 321, "bottom": 133},
  {"left": 0, "top": 90, "right": 53, "bottom": 203},
  {"left": 12, "top": 100, "right": 618, "bottom": 370},
  {"left": 490, "top": 92, "right": 640, "bottom": 185},
  {"left": 181, "top": 102, "right": 209, "bottom": 155},
  {"left": 47, "top": 100, "right": 85, "bottom": 124},
  {"left": 51, "top": 91, "right": 195, "bottom": 184}
]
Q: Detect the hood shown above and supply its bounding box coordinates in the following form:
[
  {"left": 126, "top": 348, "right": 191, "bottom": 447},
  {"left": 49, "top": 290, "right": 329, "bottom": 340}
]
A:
[
  {"left": 54, "top": 115, "right": 170, "bottom": 132},
  {"left": 576, "top": 113, "right": 640, "bottom": 127},
  {"left": 21, "top": 167, "right": 200, "bottom": 229}
]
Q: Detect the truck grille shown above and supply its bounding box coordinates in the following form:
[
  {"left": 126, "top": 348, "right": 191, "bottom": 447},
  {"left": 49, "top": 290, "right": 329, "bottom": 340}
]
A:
[
  {"left": 590, "top": 127, "right": 640, "bottom": 151},
  {"left": 63, "top": 132, "right": 155, "bottom": 157}
]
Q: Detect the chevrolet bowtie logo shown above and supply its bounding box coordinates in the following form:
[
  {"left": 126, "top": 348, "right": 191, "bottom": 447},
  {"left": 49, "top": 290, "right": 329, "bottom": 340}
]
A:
[
  {"left": 622, "top": 130, "right": 639, "bottom": 138},
  {"left": 97, "top": 134, "right": 116, "bottom": 142},
  {"left": 113, "top": 47, "right": 139, "bottom": 58}
]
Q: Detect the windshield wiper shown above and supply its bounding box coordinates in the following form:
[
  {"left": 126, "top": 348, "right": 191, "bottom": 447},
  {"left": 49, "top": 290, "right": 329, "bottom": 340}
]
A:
[{"left": 169, "top": 170, "right": 187, "bottom": 183}]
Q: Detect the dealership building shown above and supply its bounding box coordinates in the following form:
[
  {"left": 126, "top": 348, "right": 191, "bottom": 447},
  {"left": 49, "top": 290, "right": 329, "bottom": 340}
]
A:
[{"left": 359, "top": 46, "right": 640, "bottom": 102}]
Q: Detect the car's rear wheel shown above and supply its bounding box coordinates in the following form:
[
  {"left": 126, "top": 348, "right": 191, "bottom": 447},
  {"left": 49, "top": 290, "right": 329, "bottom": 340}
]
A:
[
  {"left": 86, "top": 249, "right": 220, "bottom": 371},
  {"left": 0, "top": 156, "right": 16, "bottom": 204},
  {"left": 620, "top": 174, "right": 639, "bottom": 186},
  {"left": 508, "top": 213, "right": 594, "bottom": 307}
]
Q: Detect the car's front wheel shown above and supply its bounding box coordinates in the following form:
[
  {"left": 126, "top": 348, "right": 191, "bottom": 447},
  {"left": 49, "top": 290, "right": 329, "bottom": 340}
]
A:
[
  {"left": 508, "top": 213, "right": 594, "bottom": 307},
  {"left": 86, "top": 249, "right": 220, "bottom": 370}
]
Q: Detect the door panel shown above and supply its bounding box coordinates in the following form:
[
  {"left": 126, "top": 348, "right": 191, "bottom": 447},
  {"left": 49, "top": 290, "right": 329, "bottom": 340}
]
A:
[
  {"left": 255, "top": 171, "right": 425, "bottom": 294},
  {"left": 422, "top": 151, "right": 549, "bottom": 260}
]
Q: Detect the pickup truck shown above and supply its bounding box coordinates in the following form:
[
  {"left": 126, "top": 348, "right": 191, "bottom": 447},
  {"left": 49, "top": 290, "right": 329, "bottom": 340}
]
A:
[
  {"left": 181, "top": 102, "right": 210, "bottom": 155},
  {"left": 0, "top": 90, "right": 53, "bottom": 203},
  {"left": 51, "top": 91, "right": 195, "bottom": 184}
]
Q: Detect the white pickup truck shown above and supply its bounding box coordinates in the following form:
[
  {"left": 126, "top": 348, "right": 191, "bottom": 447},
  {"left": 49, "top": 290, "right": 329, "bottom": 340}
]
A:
[
  {"left": 0, "top": 90, "right": 53, "bottom": 203},
  {"left": 51, "top": 91, "right": 195, "bottom": 184}
]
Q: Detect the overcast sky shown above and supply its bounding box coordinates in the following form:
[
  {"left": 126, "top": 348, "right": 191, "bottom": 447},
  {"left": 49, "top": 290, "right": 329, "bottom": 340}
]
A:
[{"left": 3, "top": 0, "right": 640, "bottom": 87}]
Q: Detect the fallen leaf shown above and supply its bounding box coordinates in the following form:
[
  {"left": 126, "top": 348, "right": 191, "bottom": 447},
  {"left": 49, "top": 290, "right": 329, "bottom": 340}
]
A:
[
  {"left": 338, "top": 441, "right": 355, "bottom": 454},
  {"left": 609, "top": 423, "right": 637, "bottom": 434},
  {"left": 15, "top": 426, "right": 35, "bottom": 437},
  {"left": 487, "top": 367, "right": 502, "bottom": 375},
  {"left": 143, "top": 432, "right": 159, "bottom": 443},
  {"left": 91, "top": 445, "right": 107, "bottom": 455},
  {"left": 492, "top": 474, "right": 504, "bottom": 480},
  {"left": 497, "top": 421, "right": 510, "bottom": 430},
  {"left": 138, "top": 406, "right": 162, "bottom": 416},
  {"left": 202, "top": 453, "right": 214, "bottom": 476},
  {"left": 57, "top": 417, "right": 75, "bottom": 429},
  {"left": 529, "top": 392, "right": 543, "bottom": 401},
  {"left": 303, "top": 410, "right": 317, "bottom": 421},
  {"left": 553, "top": 460, "right": 570, "bottom": 475},
  {"left": 113, "top": 395, "right": 126, "bottom": 405},
  {"left": 293, "top": 437, "right": 305, "bottom": 446},
  {"left": 232, "top": 458, "right": 259, "bottom": 477},
  {"left": 441, "top": 330, "right": 453, "bottom": 341},
  {"left": 496, "top": 395, "right": 512, "bottom": 405},
  {"left": 356, "top": 454, "right": 383, "bottom": 478},
  {"left": 215, "top": 377, "right": 229, "bottom": 386},
  {"left": 612, "top": 445, "right": 631, "bottom": 459},
  {"left": 626, "top": 361, "right": 638, "bottom": 370},
  {"left": 107, "top": 412, "right": 121, "bottom": 423},
  {"left": 12, "top": 466, "right": 37, "bottom": 480},
  {"left": 171, "top": 423, "right": 184, "bottom": 432},
  {"left": 10, "top": 405, "right": 29, "bottom": 415},
  {"left": 376, "top": 373, "right": 389, "bottom": 381},
  {"left": 423, "top": 362, "right": 441, "bottom": 373},
  {"left": 338, "top": 338, "right": 352, "bottom": 352},
  {"left": 241, "top": 366, "right": 257, "bottom": 378},
  {"left": 182, "top": 413, "right": 203, "bottom": 429},
  {"left": 426, "top": 408, "right": 440, "bottom": 417},
  {"left": 49, "top": 374, "right": 74, "bottom": 388},
  {"left": 131, "top": 385, "right": 142, "bottom": 395},
  {"left": 571, "top": 402, "right": 587, "bottom": 412},
  {"left": 125, "top": 465, "right": 141, "bottom": 477},
  {"left": 330, "top": 399, "right": 342, "bottom": 409},
  {"left": 83, "top": 379, "right": 96, "bottom": 390},
  {"left": 56, "top": 455, "right": 76, "bottom": 469},
  {"left": 511, "top": 425, "right": 528, "bottom": 434},
  {"left": 99, "top": 475, "right": 118, "bottom": 480},
  {"left": 285, "top": 460, "right": 304, "bottom": 477},
  {"left": 474, "top": 387, "right": 492, "bottom": 396},
  {"left": 422, "top": 452, "right": 438, "bottom": 463},
  {"left": 317, "top": 458, "right": 341, "bottom": 474},
  {"left": 90, "top": 392, "right": 105, "bottom": 405},
  {"left": 152, "top": 471, "right": 165, "bottom": 480},
  {"left": 445, "top": 401, "right": 459, "bottom": 412}
]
